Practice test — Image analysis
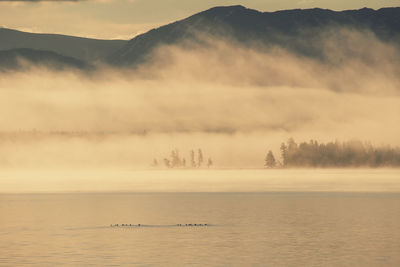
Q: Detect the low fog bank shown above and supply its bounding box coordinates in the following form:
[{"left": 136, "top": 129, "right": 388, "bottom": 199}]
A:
[
  {"left": 1, "top": 169, "right": 399, "bottom": 193},
  {"left": 0, "top": 28, "right": 399, "bottom": 169},
  {"left": 134, "top": 29, "right": 400, "bottom": 95}
]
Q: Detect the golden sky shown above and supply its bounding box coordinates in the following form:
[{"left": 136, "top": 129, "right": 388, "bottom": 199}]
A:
[{"left": 0, "top": 0, "right": 399, "bottom": 39}]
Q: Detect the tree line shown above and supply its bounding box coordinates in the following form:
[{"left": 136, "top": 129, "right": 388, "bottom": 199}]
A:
[
  {"left": 152, "top": 149, "right": 213, "bottom": 168},
  {"left": 265, "top": 139, "right": 400, "bottom": 168}
]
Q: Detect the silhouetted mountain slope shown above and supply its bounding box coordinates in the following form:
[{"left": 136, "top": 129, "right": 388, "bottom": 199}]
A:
[
  {"left": 0, "top": 48, "right": 91, "bottom": 71},
  {"left": 109, "top": 5, "right": 400, "bottom": 66},
  {"left": 0, "top": 28, "right": 127, "bottom": 63}
]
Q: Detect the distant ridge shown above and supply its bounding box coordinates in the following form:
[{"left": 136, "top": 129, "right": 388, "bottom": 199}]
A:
[
  {"left": 109, "top": 5, "right": 400, "bottom": 66},
  {"left": 0, "top": 28, "right": 127, "bottom": 63}
]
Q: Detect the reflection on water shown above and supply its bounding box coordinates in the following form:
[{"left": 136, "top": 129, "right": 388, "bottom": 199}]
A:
[{"left": 1, "top": 192, "right": 400, "bottom": 266}]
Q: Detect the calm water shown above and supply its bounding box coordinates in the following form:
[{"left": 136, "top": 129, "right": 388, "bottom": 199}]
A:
[{"left": 1, "top": 192, "right": 400, "bottom": 266}]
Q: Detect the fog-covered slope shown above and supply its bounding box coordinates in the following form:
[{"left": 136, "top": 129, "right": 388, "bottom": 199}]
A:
[
  {"left": 0, "top": 48, "right": 90, "bottom": 71},
  {"left": 109, "top": 5, "right": 400, "bottom": 65}
]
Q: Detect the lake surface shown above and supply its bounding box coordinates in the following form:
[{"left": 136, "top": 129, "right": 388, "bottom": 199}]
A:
[{"left": 1, "top": 192, "right": 399, "bottom": 266}]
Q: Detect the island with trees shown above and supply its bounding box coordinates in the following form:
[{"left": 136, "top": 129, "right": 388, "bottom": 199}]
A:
[
  {"left": 152, "top": 149, "right": 213, "bottom": 169},
  {"left": 265, "top": 139, "right": 400, "bottom": 168}
]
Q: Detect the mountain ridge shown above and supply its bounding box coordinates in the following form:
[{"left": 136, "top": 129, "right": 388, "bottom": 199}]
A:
[
  {"left": 1, "top": 5, "right": 400, "bottom": 69},
  {"left": 0, "top": 27, "right": 127, "bottom": 63},
  {"left": 108, "top": 5, "right": 400, "bottom": 66}
]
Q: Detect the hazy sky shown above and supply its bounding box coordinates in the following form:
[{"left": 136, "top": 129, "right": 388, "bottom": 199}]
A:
[{"left": 0, "top": 0, "right": 399, "bottom": 39}]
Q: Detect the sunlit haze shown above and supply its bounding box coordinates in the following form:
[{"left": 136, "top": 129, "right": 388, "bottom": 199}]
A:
[{"left": 1, "top": 3, "right": 400, "bottom": 266}]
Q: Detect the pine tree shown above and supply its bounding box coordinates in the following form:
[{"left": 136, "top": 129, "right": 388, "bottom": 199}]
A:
[
  {"left": 182, "top": 158, "right": 186, "bottom": 168},
  {"left": 170, "top": 149, "right": 181, "bottom": 168},
  {"left": 280, "top": 143, "right": 288, "bottom": 166},
  {"left": 265, "top": 150, "right": 276, "bottom": 168},
  {"left": 190, "top": 150, "right": 196, "bottom": 168},
  {"left": 163, "top": 158, "right": 171, "bottom": 168},
  {"left": 207, "top": 158, "right": 213, "bottom": 168},
  {"left": 198, "top": 149, "right": 204, "bottom": 167}
]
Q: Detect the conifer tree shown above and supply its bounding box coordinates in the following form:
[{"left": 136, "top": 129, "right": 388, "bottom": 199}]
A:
[
  {"left": 265, "top": 150, "right": 276, "bottom": 168},
  {"left": 198, "top": 149, "right": 204, "bottom": 167},
  {"left": 207, "top": 158, "right": 213, "bottom": 168},
  {"left": 190, "top": 150, "right": 196, "bottom": 168}
]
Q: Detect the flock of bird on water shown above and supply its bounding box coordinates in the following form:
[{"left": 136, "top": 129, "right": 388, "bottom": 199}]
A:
[{"left": 110, "top": 223, "right": 208, "bottom": 227}]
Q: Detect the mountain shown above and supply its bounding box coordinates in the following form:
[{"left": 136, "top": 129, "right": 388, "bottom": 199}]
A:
[
  {"left": 0, "top": 48, "right": 90, "bottom": 71},
  {"left": 0, "top": 28, "right": 127, "bottom": 63},
  {"left": 2, "top": 6, "right": 400, "bottom": 69},
  {"left": 109, "top": 5, "right": 400, "bottom": 66}
]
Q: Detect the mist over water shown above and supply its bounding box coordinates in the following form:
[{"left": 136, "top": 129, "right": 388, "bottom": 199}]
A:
[
  {"left": 0, "top": 28, "right": 399, "bottom": 171},
  {"left": 1, "top": 169, "right": 400, "bottom": 193}
]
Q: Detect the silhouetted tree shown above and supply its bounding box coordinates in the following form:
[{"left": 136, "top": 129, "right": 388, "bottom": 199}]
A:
[
  {"left": 198, "top": 149, "right": 203, "bottom": 167},
  {"left": 163, "top": 158, "right": 171, "bottom": 168},
  {"left": 190, "top": 150, "right": 196, "bottom": 168},
  {"left": 280, "top": 143, "right": 288, "bottom": 166},
  {"left": 170, "top": 149, "right": 181, "bottom": 168},
  {"left": 207, "top": 158, "right": 213, "bottom": 168},
  {"left": 265, "top": 150, "right": 276, "bottom": 168}
]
